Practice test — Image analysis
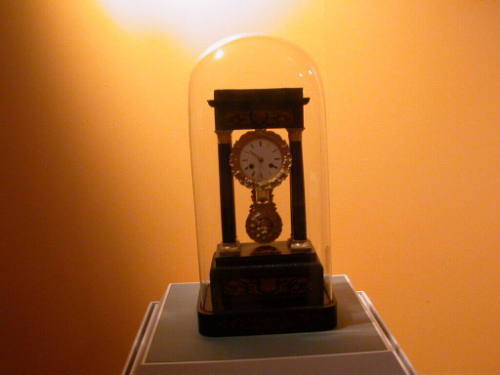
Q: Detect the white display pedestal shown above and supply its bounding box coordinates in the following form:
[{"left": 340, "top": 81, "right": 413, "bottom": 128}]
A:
[{"left": 123, "top": 275, "right": 416, "bottom": 375}]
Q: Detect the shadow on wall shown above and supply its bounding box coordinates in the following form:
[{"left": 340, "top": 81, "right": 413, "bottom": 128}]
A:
[{"left": 1, "top": 1, "right": 197, "bottom": 375}]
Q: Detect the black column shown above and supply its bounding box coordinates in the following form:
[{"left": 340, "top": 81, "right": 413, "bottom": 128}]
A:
[
  {"left": 217, "top": 142, "right": 237, "bottom": 243},
  {"left": 289, "top": 139, "right": 307, "bottom": 241}
]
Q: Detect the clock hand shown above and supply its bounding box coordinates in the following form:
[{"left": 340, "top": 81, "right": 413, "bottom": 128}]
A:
[{"left": 249, "top": 151, "right": 264, "bottom": 163}]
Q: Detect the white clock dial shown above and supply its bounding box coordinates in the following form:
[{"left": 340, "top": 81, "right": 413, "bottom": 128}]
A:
[
  {"left": 239, "top": 138, "right": 283, "bottom": 182},
  {"left": 230, "top": 129, "right": 291, "bottom": 189}
]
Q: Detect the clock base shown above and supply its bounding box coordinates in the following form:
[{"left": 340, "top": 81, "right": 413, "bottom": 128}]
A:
[
  {"left": 198, "top": 282, "right": 337, "bottom": 337},
  {"left": 210, "top": 241, "right": 323, "bottom": 311},
  {"left": 200, "top": 240, "right": 337, "bottom": 336}
]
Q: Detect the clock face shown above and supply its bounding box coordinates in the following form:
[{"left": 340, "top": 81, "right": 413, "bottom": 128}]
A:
[
  {"left": 230, "top": 130, "right": 291, "bottom": 189},
  {"left": 239, "top": 138, "right": 283, "bottom": 182}
]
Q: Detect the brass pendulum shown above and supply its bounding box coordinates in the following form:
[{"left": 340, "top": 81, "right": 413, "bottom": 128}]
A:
[{"left": 246, "top": 188, "right": 282, "bottom": 243}]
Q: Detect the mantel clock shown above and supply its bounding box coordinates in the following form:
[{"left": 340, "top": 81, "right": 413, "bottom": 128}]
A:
[{"left": 189, "top": 35, "right": 336, "bottom": 336}]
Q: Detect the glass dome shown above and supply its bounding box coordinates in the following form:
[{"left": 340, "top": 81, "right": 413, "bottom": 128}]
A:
[{"left": 189, "top": 34, "right": 335, "bottom": 336}]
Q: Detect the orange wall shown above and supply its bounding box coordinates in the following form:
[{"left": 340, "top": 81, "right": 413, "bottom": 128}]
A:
[{"left": 1, "top": 1, "right": 498, "bottom": 375}]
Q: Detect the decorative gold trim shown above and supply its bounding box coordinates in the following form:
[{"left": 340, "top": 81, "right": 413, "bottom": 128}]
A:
[
  {"left": 216, "top": 130, "right": 232, "bottom": 144},
  {"left": 253, "top": 188, "right": 272, "bottom": 204},
  {"left": 230, "top": 129, "right": 291, "bottom": 190},
  {"left": 287, "top": 128, "right": 303, "bottom": 142}
]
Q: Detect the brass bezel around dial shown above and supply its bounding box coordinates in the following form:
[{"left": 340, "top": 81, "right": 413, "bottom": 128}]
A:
[{"left": 230, "top": 129, "right": 291, "bottom": 190}]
